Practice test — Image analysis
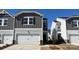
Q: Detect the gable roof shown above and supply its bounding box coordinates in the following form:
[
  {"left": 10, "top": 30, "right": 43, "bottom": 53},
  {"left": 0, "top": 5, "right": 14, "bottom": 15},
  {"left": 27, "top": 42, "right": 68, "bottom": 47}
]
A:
[
  {"left": 0, "top": 9, "right": 4, "bottom": 12},
  {"left": 58, "top": 17, "right": 69, "bottom": 19},
  {"left": 0, "top": 9, "right": 14, "bottom": 18},
  {"left": 15, "top": 11, "right": 43, "bottom": 16}
]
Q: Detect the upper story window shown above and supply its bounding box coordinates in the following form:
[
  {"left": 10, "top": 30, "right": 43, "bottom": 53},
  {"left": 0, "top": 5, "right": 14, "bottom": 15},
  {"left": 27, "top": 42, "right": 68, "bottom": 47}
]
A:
[
  {"left": 0, "top": 20, "right": 2, "bottom": 25},
  {"left": 43, "top": 23, "right": 47, "bottom": 28},
  {"left": 4, "top": 19, "right": 8, "bottom": 25},
  {"left": 23, "top": 17, "right": 28, "bottom": 24},
  {"left": 29, "top": 17, "right": 34, "bottom": 24},
  {"left": 0, "top": 18, "right": 8, "bottom": 26},
  {"left": 73, "top": 20, "right": 79, "bottom": 27},
  {"left": 23, "top": 16, "right": 34, "bottom": 25}
]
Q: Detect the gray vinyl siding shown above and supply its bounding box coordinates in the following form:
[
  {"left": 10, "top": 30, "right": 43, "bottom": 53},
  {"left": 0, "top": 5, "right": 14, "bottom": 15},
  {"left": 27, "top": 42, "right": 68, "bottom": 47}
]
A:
[
  {"left": 0, "top": 14, "right": 14, "bottom": 30},
  {"left": 15, "top": 13, "right": 42, "bottom": 28},
  {"left": 66, "top": 17, "right": 79, "bottom": 30}
]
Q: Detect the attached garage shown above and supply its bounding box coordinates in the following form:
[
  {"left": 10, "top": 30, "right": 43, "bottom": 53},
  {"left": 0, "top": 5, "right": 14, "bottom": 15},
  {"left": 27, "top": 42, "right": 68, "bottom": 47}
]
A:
[
  {"left": 70, "top": 35, "right": 79, "bottom": 45},
  {"left": 17, "top": 34, "right": 40, "bottom": 45},
  {"left": 3, "top": 35, "right": 13, "bottom": 44}
]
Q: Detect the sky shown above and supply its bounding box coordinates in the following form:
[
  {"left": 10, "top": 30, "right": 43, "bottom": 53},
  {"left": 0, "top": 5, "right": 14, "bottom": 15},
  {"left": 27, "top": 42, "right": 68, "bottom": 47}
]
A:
[{"left": 6, "top": 9, "right": 79, "bottom": 29}]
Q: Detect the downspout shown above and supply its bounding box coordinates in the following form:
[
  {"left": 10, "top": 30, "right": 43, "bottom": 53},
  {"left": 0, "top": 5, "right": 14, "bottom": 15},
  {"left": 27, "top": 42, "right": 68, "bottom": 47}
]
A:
[
  {"left": 41, "top": 16, "right": 43, "bottom": 45},
  {"left": 13, "top": 17, "right": 15, "bottom": 44}
]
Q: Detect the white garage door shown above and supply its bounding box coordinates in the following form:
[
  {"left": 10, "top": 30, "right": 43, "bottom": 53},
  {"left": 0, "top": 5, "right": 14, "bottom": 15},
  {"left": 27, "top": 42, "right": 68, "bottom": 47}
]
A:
[
  {"left": 18, "top": 35, "right": 40, "bottom": 44},
  {"left": 70, "top": 35, "right": 79, "bottom": 45},
  {"left": 4, "top": 35, "right": 13, "bottom": 44}
]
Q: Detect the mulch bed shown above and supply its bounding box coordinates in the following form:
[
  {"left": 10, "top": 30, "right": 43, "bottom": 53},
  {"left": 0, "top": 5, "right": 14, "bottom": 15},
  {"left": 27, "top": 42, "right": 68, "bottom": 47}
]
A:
[
  {"left": 41, "top": 45, "right": 61, "bottom": 50},
  {"left": 41, "top": 44, "right": 79, "bottom": 50},
  {"left": 0, "top": 44, "right": 14, "bottom": 50},
  {"left": 59, "top": 44, "right": 79, "bottom": 50}
]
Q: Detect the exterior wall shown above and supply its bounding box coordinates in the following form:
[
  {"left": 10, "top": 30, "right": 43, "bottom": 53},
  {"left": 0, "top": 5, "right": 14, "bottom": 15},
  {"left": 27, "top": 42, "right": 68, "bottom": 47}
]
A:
[
  {"left": 0, "top": 14, "right": 14, "bottom": 30},
  {"left": 14, "top": 28, "right": 43, "bottom": 44},
  {"left": 57, "top": 18, "right": 67, "bottom": 41},
  {"left": 15, "top": 14, "right": 42, "bottom": 28},
  {"left": 0, "top": 30, "right": 14, "bottom": 43},
  {"left": 66, "top": 17, "right": 79, "bottom": 30}
]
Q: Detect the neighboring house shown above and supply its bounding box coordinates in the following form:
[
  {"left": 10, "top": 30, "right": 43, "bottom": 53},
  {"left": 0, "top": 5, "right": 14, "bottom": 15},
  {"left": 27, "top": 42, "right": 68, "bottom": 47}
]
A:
[
  {"left": 14, "top": 11, "right": 44, "bottom": 45},
  {"left": 43, "top": 18, "right": 48, "bottom": 44},
  {"left": 0, "top": 10, "right": 14, "bottom": 44},
  {"left": 51, "top": 16, "right": 79, "bottom": 45}
]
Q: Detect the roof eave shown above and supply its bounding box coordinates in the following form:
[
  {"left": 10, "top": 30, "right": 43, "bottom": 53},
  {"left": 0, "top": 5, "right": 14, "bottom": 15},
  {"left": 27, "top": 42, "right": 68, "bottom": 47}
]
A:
[{"left": 15, "top": 11, "right": 43, "bottom": 17}]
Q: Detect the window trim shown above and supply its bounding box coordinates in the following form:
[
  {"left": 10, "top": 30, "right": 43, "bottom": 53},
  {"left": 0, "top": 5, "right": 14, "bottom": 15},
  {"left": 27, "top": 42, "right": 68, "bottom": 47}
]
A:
[
  {"left": 23, "top": 16, "right": 34, "bottom": 25},
  {"left": 23, "top": 17, "right": 28, "bottom": 25},
  {"left": 0, "top": 18, "right": 8, "bottom": 26},
  {"left": 73, "top": 20, "right": 79, "bottom": 27},
  {"left": 4, "top": 19, "right": 8, "bottom": 26}
]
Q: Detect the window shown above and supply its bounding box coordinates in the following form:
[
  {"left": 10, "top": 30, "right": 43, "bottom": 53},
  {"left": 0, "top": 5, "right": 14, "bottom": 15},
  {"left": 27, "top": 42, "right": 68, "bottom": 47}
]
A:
[
  {"left": 43, "top": 24, "right": 47, "bottom": 28},
  {"left": 23, "top": 16, "right": 34, "bottom": 25},
  {"left": 0, "top": 18, "right": 8, "bottom": 26},
  {"left": 0, "top": 20, "right": 2, "bottom": 25},
  {"left": 4, "top": 20, "right": 8, "bottom": 25},
  {"left": 23, "top": 17, "right": 28, "bottom": 24},
  {"left": 73, "top": 20, "right": 79, "bottom": 27},
  {"left": 29, "top": 17, "right": 34, "bottom": 24}
]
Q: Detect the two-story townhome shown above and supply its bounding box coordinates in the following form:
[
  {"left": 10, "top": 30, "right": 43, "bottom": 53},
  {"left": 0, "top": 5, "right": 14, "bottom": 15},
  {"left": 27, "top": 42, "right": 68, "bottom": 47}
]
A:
[
  {"left": 14, "top": 11, "right": 43, "bottom": 45},
  {"left": 0, "top": 10, "right": 48, "bottom": 45},
  {"left": 0, "top": 10, "right": 14, "bottom": 44},
  {"left": 51, "top": 16, "right": 79, "bottom": 45}
]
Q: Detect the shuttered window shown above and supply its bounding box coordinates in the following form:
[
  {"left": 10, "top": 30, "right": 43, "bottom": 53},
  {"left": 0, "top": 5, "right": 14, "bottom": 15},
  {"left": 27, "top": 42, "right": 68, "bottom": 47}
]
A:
[
  {"left": 23, "top": 16, "right": 34, "bottom": 25},
  {"left": 4, "top": 19, "right": 8, "bottom": 25},
  {"left": 73, "top": 20, "right": 79, "bottom": 27},
  {"left": 0, "top": 20, "right": 2, "bottom": 25},
  {"left": 0, "top": 18, "right": 8, "bottom": 26},
  {"left": 23, "top": 17, "right": 28, "bottom": 24},
  {"left": 29, "top": 17, "right": 34, "bottom": 24}
]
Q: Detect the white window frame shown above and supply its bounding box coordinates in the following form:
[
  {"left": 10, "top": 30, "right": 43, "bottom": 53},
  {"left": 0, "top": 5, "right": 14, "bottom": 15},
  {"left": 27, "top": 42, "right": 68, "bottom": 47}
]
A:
[
  {"left": 73, "top": 20, "right": 79, "bottom": 27},
  {"left": 0, "top": 18, "right": 8, "bottom": 26},
  {"left": 23, "top": 16, "right": 34, "bottom": 25}
]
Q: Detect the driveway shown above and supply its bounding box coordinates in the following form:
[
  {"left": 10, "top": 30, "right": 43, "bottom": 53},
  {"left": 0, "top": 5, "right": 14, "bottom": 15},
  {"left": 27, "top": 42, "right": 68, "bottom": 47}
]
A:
[
  {"left": 3, "top": 44, "right": 40, "bottom": 50},
  {"left": 3, "top": 44, "right": 62, "bottom": 50},
  {"left": 3, "top": 44, "right": 79, "bottom": 50}
]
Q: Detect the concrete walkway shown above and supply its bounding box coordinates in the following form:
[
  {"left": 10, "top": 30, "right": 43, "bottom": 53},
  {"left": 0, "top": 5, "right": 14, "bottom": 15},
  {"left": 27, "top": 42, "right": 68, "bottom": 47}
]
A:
[{"left": 3, "top": 44, "right": 40, "bottom": 50}]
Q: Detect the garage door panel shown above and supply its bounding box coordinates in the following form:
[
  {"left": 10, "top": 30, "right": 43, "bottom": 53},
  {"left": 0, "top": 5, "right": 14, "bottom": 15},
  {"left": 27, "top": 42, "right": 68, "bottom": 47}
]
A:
[
  {"left": 4, "top": 35, "right": 13, "bottom": 44},
  {"left": 18, "top": 35, "right": 40, "bottom": 44},
  {"left": 70, "top": 35, "right": 79, "bottom": 45}
]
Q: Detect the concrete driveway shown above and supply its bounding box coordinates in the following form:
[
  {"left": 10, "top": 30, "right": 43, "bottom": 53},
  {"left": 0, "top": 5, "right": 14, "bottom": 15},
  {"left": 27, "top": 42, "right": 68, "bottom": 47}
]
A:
[
  {"left": 4, "top": 44, "right": 79, "bottom": 50},
  {"left": 3, "top": 44, "right": 40, "bottom": 50}
]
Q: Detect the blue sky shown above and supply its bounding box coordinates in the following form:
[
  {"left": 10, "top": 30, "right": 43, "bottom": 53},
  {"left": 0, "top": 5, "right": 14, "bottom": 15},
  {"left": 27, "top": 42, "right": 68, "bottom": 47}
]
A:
[{"left": 6, "top": 9, "right": 79, "bottom": 29}]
